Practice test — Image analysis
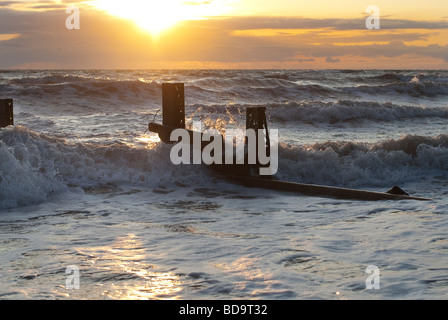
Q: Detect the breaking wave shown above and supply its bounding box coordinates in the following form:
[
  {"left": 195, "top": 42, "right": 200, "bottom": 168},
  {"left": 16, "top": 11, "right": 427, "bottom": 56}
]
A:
[
  {"left": 277, "top": 134, "right": 448, "bottom": 188},
  {"left": 0, "top": 126, "right": 208, "bottom": 209},
  {"left": 2, "top": 74, "right": 162, "bottom": 107},
  {"left": 189, "top": 101, "right": 448, "bottom": 125},
  {"left": 347, "top": 81, "right": 448, "bottom": 98},
  {"left": 268, "top": 100, "right": 448, "bottom": 124},
  {"left": 1, "top": 126, "right": 446, "bottom": 209},
  {"left": 4, "top": 70, "right": 448, "bottom": 105}
]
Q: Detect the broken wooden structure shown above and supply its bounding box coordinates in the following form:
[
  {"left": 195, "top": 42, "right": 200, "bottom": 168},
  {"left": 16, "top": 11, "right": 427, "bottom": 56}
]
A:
[{"left": 148, "top": 84, "right": 431, "bottom": 202}]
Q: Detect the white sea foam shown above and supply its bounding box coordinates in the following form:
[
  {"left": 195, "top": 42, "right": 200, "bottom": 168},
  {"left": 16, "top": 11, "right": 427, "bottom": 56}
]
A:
[
  {"left": 0, "top": 126, "right": 209, "bottom": 209},
  {"left": 190, "top": 101, "right": 448, "bottom": 125},
  {"left": 1, "top": 125, "right": 446, "bottom": 209},
  {"left": 277, "top": 134, "right": 448, "bottom": 188},
  {"left": 1, "top": 70, "right": 447, "bottom": 300}
]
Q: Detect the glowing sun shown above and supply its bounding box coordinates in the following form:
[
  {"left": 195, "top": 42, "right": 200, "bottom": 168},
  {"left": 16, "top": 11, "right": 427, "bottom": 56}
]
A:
[{"left": 91, "top": 0, "right": 230, "bottom": 35}]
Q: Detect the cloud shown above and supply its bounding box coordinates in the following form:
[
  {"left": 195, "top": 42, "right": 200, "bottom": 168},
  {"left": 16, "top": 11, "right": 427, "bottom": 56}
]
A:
[
  {"left": 326, "top": 57, "right": 340, "bottom": 63},
  {"left": 0, "top": 1, "right": 23, "bottom": 7},
  {"left": 0, "top": 0, "right": 89, "bottom": 11},
  {"left": 296, "top": 58, "right": 315, "bottom": 62},
  {"left": 203, "top": 16, "right": 448, "bottom": 31},
  {"left": 0, "top": 33, "right": 20, "bottom": 41},
  {"left": 0, "top": 8, "right": 447, "bottom": 68}
]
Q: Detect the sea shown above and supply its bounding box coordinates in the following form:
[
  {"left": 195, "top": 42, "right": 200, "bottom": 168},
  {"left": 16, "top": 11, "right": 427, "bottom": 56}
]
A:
[{"left": 0, "top": 69, "right": 447, "bottom": 300}]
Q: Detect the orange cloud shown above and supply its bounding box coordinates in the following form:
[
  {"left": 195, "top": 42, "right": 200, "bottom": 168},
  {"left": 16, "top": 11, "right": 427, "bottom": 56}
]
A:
[
  {"left": 0, "top": 33, "right": 20, "bottom": 41},
  {"left": 0, "top": 7, "right": 447, "bottom": 69}
]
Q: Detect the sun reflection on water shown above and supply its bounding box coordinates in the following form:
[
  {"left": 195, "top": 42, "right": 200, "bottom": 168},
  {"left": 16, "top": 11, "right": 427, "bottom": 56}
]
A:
[
  {"left": 135, "top": 134, "right": 161, "bottom": 147},
  {"left": 77, "top": 234, "right": 182, "bottom": 300}
]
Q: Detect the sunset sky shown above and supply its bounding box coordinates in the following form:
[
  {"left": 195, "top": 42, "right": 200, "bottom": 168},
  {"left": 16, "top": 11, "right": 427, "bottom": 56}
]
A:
[{"left": 0, "top": 0, "right": 447, "bottom": 69}]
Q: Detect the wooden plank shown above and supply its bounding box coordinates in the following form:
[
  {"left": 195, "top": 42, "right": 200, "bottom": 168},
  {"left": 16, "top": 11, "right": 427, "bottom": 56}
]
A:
[
  {"left": 148, "top": 122, "right": 223, "bottom": 148},
  {"left": 224, "top": 175, "right": 432, "bottom": 201},
  {"left": 149, "top": 123, "right": 431, "bottom": 202},
  {"left": 149, "top": 84, "right": 432, "bottom": 202}
]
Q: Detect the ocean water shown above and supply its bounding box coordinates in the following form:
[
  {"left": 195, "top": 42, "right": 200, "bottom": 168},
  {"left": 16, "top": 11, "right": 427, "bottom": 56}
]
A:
[{"left": 0, "top": 69, "right": 447, "bottom": 300}]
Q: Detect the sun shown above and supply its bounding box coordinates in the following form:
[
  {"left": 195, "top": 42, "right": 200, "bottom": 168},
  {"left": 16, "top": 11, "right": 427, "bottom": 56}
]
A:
[{"left": 91, "top": 0, "right": 230, "bottom": 36}]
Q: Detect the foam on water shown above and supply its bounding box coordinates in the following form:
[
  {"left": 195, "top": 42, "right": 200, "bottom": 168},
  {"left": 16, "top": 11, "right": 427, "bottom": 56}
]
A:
[
  {"left": 1, "top": 125, "right": 446, "bottom": 209},
  {"left": 1, "top": 69, "right": 447, "bottom": 300},
  {"left": 4, "top": 70, "right": 448, "bottom": 105},
  {"left": 0, "top": 126, "right": 212, "bottom": 209},
  {"left": 190, "top": 101, "right": 448, "bottom": 124},
  {"left": 277, "top": 134, "right": 448, "bottom": 189}
]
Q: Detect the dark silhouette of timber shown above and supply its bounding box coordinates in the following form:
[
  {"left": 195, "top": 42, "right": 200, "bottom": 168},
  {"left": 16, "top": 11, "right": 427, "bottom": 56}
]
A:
[
  {"left": 0, "top": 99, "right": 14, "bottom": 128},
  {"left": 148, "top": 84, "right": 432, "bottom": 202}
]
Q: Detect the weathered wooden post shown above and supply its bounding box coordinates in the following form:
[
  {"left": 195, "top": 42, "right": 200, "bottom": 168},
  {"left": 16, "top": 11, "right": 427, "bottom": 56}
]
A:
[
  {"left": 246, "top": 107, "right": 271, "bottom": 167},
  {"left": 162, "top": 83, "right": 185, "bottom": 129},
  {"left": 149, "top": 83, "right": 186, "bottom": 143},
  {"left": 0, "top": 99, "right": 14, "bottom": 128},
  {"left": 147, "top": 84, "right": 432, "bottom": 201}
]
